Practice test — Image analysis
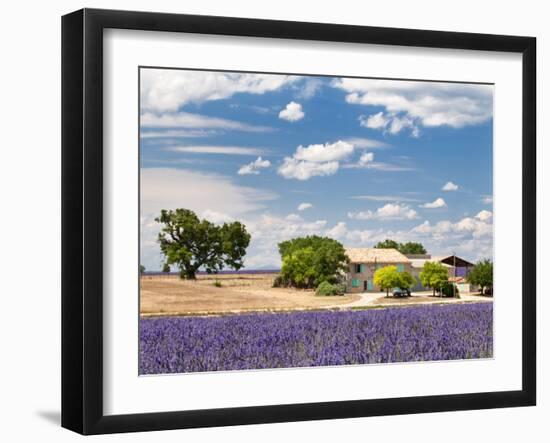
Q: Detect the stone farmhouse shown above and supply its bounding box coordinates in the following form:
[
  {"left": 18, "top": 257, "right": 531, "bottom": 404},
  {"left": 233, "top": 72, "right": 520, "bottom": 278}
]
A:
[
  {"left": 344, "top": 248, "right": 475, "bottom": 293},
  {"left": 344, "top": 248, "right": 412, "bottom": 293}
]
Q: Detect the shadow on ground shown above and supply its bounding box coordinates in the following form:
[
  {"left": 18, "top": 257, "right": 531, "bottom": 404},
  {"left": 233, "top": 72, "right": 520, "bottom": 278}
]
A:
[{"left": 36, "top": 410, "right": 60, "bottom": 426}]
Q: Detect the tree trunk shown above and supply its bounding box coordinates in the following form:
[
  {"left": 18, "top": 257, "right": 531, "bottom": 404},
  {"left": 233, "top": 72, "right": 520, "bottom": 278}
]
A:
[
  {"left": 433, "top": 287, "right": 436, "bottom": 297},
  {"left": 180, "top": 267, "right": 197, "bottom": 280}
]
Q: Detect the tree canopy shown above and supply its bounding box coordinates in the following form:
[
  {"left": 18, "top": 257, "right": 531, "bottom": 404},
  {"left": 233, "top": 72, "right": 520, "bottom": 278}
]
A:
[
  {"left": 419, "top": 261, "right": 449, "bottom": 296},
  {"left": 278, "top": 236, "right": 349, "bottom": 289},
  {"left": 467, "top": 259, "right": 493, "bottom": 294},
  {"left": 398, "top": 271, "right": 416, "bottom": 290},
  {"left": 374, "top": 239, "right": 427, "bottom": 255},
  {"left": 156, "top": 208, "right": 251, "bottom": 279},
  {"left": 374, "top": 239, "right": 400, "bottom": 250},
  {"left": 374, "top": 265, "right": 416, "bottom": 297},
  {"left": 399, "top": 242, "right": 427, "bottom": 255},
  {"left": 374, "top": 266, "right": 400, "bottom": 297}
]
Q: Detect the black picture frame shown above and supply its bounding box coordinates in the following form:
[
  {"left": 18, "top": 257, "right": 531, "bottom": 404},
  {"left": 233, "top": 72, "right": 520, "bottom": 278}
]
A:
[{"left": 61, "top": 8, "right": 536, "bottom": 435}]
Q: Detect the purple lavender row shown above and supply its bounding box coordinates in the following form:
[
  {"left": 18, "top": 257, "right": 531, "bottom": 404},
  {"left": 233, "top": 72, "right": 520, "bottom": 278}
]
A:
[{"left": 139, "top": 304, "right": 493, "bottom": 374}]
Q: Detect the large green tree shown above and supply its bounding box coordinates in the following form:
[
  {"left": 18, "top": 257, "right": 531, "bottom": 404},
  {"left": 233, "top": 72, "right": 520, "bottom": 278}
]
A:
[
  {"left": 278, "top": 236, "right": 349, "bottom": 289},
  {"left": 467, "top": 259, "right": 493, "bottom": 294},
  {"left": 156, "top": 208, "right": 250, "bottom": 279},
  {"left": 419, "top": 261, "right": 449, "bottom": 296}
]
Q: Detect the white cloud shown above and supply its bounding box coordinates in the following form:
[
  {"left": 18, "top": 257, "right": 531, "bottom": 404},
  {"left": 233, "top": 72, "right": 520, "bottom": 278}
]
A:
[
  {"left": 358, "top": 152, "right": 374, "bottom": 166},
  {"left": 420, "top": 197, "right": 447, "bottom": 209},
  {"left": 141, "top": 69, "right": 299, "bottom": 112},
  {"left": 280, "top": 139, "right": 410, "bottom": 179},
  {"left": 297, "top": 203, "right": 313, "bottom": 211},
  {"left": 442, "top": 181, "right": 459, "bottom": 191},
  {"left": 481, "top": 195, "right": 493, "bottom": 204},
  {"left": 342, "top": 137, "right": 388, "bottom": 149},
  {"left": 279, "top": 101, "right": 305, "bottom": 122},
  {"left": 294, "top": 141, "right": 354, "bottom": 163},
  {"left": 278, "top": 158, "right": 339, "bottom": 181},
  {"left": 296, "top": 78, "right": 323, "bottom": 99},
  {"left": 141, "top": 111, "right": 273, "bottom": 133},
  {"left": 278, "top": 140, "right": 355, "bottom": 180},
  {"left": 238, "top": 157, "right": 271, "bottom": 175},
  {"left": 333, "top": 78, "right": 493, "bottom": 132},
  {"left": 359, "top": 112, "right": 420, "bottom": 137},
  {"left": 326, "top": 222, "right": 349, "bottom": 239},
  {"left": 342, "top": 152, "right": 375, "bottom": 169},
  {"left": 343, "top": 161, "right": 415, "bottom": 172},
  {"left": 475, "top": 210, "right": 493, "bottom": 221},
  {"left": 243, "top": 214, "right": 328, "bottom": 269},
  {"left": 140, "top": 168, "right": 277, "bottom": 217},
  {"left": 169, "top": 146, "right": 266, "bottom": 156},
  {"left": 351, "top": 195, "right": 421, "bottom": 202},
  {"left": 360, "top": 112, "right": 388, "bottom": 129},
  {"left": 412, "top": 215, "right": 492, "bottom": 241},
  {"left": 348, "top": 203, "right": 419, "bottom": 220},
  {"left": 201, "top": 210, "right": 235, "bottom": 224}
]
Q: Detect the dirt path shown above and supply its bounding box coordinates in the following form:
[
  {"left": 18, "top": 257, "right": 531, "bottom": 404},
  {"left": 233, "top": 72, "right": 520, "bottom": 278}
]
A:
[{"left": 329, "top": 291, "right": 493, "bottom": 309}]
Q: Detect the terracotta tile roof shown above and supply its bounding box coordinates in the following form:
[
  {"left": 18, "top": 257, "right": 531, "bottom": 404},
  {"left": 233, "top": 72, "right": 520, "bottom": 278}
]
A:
[{"left": 345, "top": 247, "right": 411, "bottom": 264}]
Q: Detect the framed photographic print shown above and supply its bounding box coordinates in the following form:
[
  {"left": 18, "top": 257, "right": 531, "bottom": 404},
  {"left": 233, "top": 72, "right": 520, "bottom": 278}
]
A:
[{"left": 61, "top": 8, "right": 536, "bottom": 435}]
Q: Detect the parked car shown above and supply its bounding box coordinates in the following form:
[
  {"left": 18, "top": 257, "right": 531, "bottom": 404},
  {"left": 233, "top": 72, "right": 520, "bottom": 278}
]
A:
[{"left": 392, "top": 287, "right": 411, "bottom": 297}]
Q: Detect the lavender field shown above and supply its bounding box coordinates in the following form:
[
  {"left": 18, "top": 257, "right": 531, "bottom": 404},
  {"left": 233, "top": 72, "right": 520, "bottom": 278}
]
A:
[{"left": 139, "top": 304, "right": 493, "bottom": 374}]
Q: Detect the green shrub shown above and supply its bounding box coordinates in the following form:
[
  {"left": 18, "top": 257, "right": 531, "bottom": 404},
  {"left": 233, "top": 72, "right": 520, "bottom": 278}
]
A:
[
  {"left": 335, "top": 283, "right": 347, "bottom": 295},
  {"left": 213, "top": 280, "right": 222, "bottom": 288},
  {"left": 439, "top": 281, "right": 459, "bottom": 298},
  {"left": 272, "top": 275, "right": 289, "bottom": 288},
  {"left": 316, "top": 281, "right": 338, "bottom": 296}
]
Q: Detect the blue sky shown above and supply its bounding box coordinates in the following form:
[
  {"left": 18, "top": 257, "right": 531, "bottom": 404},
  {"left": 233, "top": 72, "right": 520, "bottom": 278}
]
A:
[{"left": 140, "top": 68, "right": 494, "bottom": 271}]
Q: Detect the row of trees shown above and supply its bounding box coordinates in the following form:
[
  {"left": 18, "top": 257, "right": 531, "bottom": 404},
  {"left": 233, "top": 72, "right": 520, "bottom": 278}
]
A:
[
  {"left": 374, "top": 239, "right": 427, "bottom": 255},
  {"left": 370, "top": 261, "right": 459, "bottom": 298}
]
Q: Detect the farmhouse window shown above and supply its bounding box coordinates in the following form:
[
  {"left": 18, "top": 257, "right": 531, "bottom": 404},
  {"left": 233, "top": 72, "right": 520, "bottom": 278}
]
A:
[
  {"left": 351, "top": 279, "right": 360, "bottom": 288},
  {"left": 397, "top": 264, "right": 404, "bottom": 272}
]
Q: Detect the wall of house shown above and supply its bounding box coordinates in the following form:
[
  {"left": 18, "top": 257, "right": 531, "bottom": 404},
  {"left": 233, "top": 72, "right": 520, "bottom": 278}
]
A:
[{"left": 346, "top": 262, "right": 412, "bottom": 293}]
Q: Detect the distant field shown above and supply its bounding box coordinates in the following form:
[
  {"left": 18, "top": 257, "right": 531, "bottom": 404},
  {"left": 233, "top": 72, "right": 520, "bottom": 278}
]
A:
[{"left": 140, "top": 273, "right": 360, "bottom": 315}]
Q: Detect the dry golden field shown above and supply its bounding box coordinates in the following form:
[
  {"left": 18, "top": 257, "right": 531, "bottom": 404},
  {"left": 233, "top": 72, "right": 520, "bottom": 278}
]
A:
[{"left": 140, "top": 273, "right": 360, "bottom": 316}]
